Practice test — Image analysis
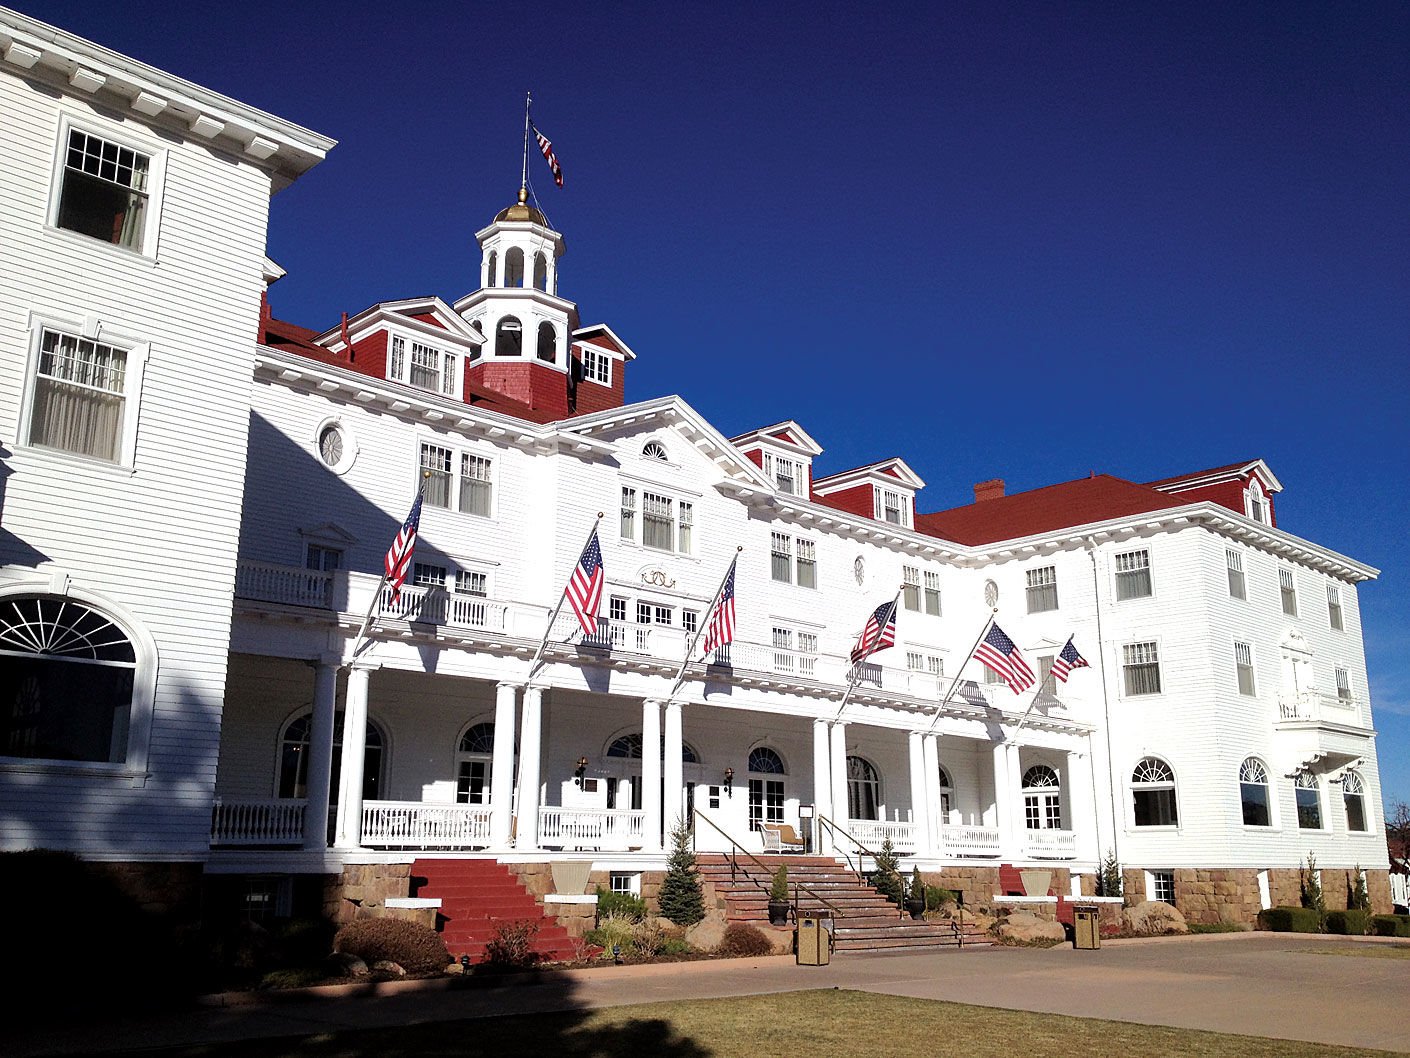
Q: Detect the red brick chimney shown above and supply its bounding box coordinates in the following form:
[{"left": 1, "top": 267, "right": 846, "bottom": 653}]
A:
[{"left": 973, "top": 478, "right": 1005, "bottom": 503}]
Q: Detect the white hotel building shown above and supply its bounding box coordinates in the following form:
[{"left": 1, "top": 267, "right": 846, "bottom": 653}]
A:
[{"left": 0, "top": 8, "right": 1392, "bottom": 936}]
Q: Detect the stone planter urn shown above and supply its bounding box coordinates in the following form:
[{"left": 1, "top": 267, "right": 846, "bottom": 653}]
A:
[
  {"left": 550, "top": 860, "right": 592, "bottom": 896},
  {"left": 1020, "top": 869, "right": 1053, "bottom": 897}
]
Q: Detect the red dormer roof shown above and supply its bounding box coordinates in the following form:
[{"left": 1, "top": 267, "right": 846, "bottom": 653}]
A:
[{"left": 915, "top": 474, "right": 1180, "bottom": 546}]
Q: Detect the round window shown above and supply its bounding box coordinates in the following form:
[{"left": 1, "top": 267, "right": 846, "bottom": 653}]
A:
[{"left": 315, "top": 420, "right": 356, "bottom": 474}]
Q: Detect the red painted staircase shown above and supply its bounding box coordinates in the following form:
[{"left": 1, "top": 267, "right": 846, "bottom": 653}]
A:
[
  {"left": 697, "top": 854, "right": 989, "bottom": 952},
  {"left": 411, "top": 858, "right": 577, "bottom": 964}
]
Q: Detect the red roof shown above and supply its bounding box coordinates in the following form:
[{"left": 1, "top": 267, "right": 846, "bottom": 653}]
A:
[
  {"left": 1145, "top": 460, "right": 1258, "bottom": 488},
  {"left": 915, "top": 475, "right": 1182, "bottom": 546}
]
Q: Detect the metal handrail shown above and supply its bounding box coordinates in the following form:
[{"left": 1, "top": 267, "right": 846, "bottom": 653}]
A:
[
  {"left": 692, "top": 812, "right": 844, "bottom": 920},
  {"left": 817, "top": 814, "right": 885, "bottom": 885}
]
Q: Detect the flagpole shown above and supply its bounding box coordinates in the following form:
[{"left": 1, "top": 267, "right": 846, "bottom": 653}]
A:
[
  {"left": 521, "top": 92, "right": 531, "bottom": 191},
  {"left": 666, "top": 547, "right": 743, "bottom": 703},
  {"left": 525, "top": 512, "right": 603, "bottom": 687},
  {"left": 348, "top": 471, "right": 429, "bottom": 663},
  {"left": 834, "top": 586, "right": 904, "bottom": 722},
  {"left": 1010, "top": 627, "right": 1074, "bottom": 739},
  {"left": 924, "top": 608, "right": 997, "bottom": 733}
]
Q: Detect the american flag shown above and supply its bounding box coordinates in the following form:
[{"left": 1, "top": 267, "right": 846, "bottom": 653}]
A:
[
  {"left": 974, "top": 622, "right": 1035, "bottom": 694},
  {"left": 565, "top": 529, "right": 604, "bottom": 635},
  {"left": 531, "top": 123, "right": 563, "bottom": 187},
  {"left": 1050, "top": 636, "right": 1090, "bottom": 683},
  {"left": 383, "top": 491, "right": 424, "bottom": 603},
  {"left": 702, "top": 557, "right": 738, "bottom": 657},
  {"left": 850, "top": 600, "right": 898, "bottom": 664}
]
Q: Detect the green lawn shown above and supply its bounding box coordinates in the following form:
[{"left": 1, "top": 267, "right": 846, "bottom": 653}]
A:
[{"left": 127, "top": 990, "right": 1391, "bottom": 1058}]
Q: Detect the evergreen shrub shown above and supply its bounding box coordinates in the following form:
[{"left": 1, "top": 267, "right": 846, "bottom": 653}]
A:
[
  {"left": 1323, "top": 910, "right": 1369, "bottom": 935},
  {"left": 1256, "top": 906, "right": 1323, "bottom": 933}
]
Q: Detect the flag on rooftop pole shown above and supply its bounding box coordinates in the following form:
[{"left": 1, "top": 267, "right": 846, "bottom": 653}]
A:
[
  {"left": 974, "top": 621, "right": 1036, "bottom": 694},
  {"left": 1050, "top": 636, "right": 1090, "bottom": 683},
  {"left": 850, "top": 599, "right": 898, "bottom": 665},
  {"left": 701, "top": 556, "right": 738, "bottom": 657},
  {"left": 382, "top": 490, "right": 424, "bottom": 604},
  {"left": 565, "top": 528, "right": 605, "bottom": 636},
  {"left": 531, "top": 122, "right": 563, "bottom": 187}
]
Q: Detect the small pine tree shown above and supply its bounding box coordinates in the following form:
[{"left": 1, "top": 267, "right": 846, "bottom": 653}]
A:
[
  {"left": 657, "top": 817, "right": 705, "bottom": 926},
  {"left": 770, "top": 865, "right": 789, "bottom": 903},
  {"left": 1349, "top": 865, "right": 1370, "bottom": 913},
  {"left": 1300, "top": 853, "right": 1325, "bottom": 915},
  {"left": 871, "top": 838, "right": 904, "bottom": 906},
  {"left": 1098, "top": 849, "right": 1123, "bottom": 899}
]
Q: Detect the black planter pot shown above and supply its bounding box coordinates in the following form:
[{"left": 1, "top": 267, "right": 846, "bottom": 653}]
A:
[
  {"left": 905, "top": 899, "right": 926, "bottom": 920},
  {"left": 768, "top": 901, "right": 790, "bottom": 926}
]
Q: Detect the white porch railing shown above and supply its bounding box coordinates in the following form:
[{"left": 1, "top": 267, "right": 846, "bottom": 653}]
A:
[
  {"left": 361, "top": 800, "right": 493, "bottom": 848},
  {"left": 846, "top": 818, "right": 917, "bottom": 854},
  {"left": 1278, "top": 690, "right": 1362, "bottom": 725},
  {"left": 380, "top": 586, "right": 507, "bottom": 632},
  {"left": 235, "top": 562, "right": 332, "bottom": 608},
  {"left": 713, "top": 639, "right": 827, "bottom": 681},
  {"left": 538, "top": 807, "right": 647, "bottom": 850},
  {"left": 940, "top": 823, "right": 1001, "bottom": 857},
  {"left": 211, "top": 798, "right": 307, "bottom": 845},
  {"left": 1025, "top": 828, "right": 1077, "bottom": 859}
]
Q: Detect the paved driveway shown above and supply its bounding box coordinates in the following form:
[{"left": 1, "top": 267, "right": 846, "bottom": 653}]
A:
[{"left": 8, "top": 933, "right": 1408, "bottom": 1055}]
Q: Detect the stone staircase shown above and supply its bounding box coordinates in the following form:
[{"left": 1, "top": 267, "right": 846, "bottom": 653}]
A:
[
  {"left": 696, "top": 854, "right": 989, "bottom": 952},
  {"left": 410, "top": 858, "right": 577, "bottom": 965}
]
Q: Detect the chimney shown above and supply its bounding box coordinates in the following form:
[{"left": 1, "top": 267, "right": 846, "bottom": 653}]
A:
[{"left": 973, "top": 478, "right": 1005, "bottom": 503}]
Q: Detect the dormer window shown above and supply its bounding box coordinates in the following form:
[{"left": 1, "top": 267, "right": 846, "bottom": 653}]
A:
[
  {"left": 875, "top": 487, "right": 910, "bottom": 527},
  {"left": 389, "top": 335, "right": 458, "bottom": 396},
  {"left": 1246, "top": 480, "right": 1269, "bottom": 524},
  {"left": 762, "top": 452, "right": 805, "bottom": 497},
  {"left": 581, "top": 345, "right": 611, "bottom": 385}
]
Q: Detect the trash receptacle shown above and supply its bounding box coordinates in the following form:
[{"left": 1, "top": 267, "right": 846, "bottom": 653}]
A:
[
  {"left": 797, "top": 910, "right": 833, "bottom": 965},
  {"left": 1073, "top": 905, "right": 1100, "bottom": 950}
]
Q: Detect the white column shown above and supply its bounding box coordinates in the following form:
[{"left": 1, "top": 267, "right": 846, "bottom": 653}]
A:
[
  {"left": 829, "top": 722, "right": 849, "bottom": 834},
  {"left": 641, "top": 699, "right": 663, "bottom": 852},
  {"left": 908, "top": 731, "right": 932, "bottom": 858},
  {"left": 663, "top": 701, "right": 684, "bottom": 837},
  {"left": 922, "top": 734, "right": 942, "bottom": 852},
  {"left": 302, "top": 656, "right": 339, "bottom": 850},
  {"left": 490, "top": 682, "right": 519, "bottom": 846},
  {"left": 993, "top": 740, "right": 1017, "bottom": 859},
  {"left": 515, "top": 686, "right": 543, "bottom": 850},
  {"left": 1066, "top": 748, "right": 1097, "bottom": 862},
  {"left": 333, "top": 662, "right": 374, "bottom": 849},
  {"left": 812, "top": 719, "right": 832, "bottom": 851}
]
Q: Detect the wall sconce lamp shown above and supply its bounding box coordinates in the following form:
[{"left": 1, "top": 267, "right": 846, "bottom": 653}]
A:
[
  {"left": 574, "top": 755, "right": 590, "bottom": 787},
  {"left": 723, "top": 766, "right": 734, "bottom": 796}
]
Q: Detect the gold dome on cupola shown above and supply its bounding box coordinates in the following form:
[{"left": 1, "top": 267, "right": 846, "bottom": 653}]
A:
[{"left": 494, "top": 186, "right": 548, "bottom": 226}]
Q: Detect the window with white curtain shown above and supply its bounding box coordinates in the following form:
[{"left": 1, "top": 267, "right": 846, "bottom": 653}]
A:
[
  {"left": 1279, "top": 568, "right": 1298, "bottom": 616},
  {"left": 1122, "top": 641, "right": 1162, "bottom": 695},
  {"left": 1026, "top": 566, "right": 1058, "bottom": 613},
  {"left": 389, "top": 335, "right": 458, "bottom": 396},
  {"left": 1115, "top": 549, "right": 1152, "bottom": 600},
  {"left": 924, "top": 571, "right": 942, "bottom": 616},
  {"left": 418, "top": 442, "right": 493, "bottom": 516},
  {"left": 621, "top": 486, "right": 693, "bottom": 554},
  {"left": 902, "top": 565, "right": 921, "bottom": 611},
  {"left": 1226, "top": 549, "right": 1246, "bottom": 600},
  {"left": 26, "top": 327, "right": 132, "bottom": 463},
  {"left": 762, "top": 451, "right": 805, "bottom": 496},
  {"left": 874, "top": 487, "right": 910, "bottom": 527},
  {"left": 54, "top": 127, "right": 153, "bottom": 253}
]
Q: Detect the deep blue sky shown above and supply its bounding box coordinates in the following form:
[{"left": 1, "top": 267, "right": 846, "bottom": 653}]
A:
[{"left": 25, "top": 2, "right": 1408, "bottom": 808}]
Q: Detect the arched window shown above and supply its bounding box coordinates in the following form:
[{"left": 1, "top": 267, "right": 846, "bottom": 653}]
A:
[
  {"left": 748, "top": 746, "right": 785, "bottom": 832},
  {"left": 455, "top": 721, "right": 497, "bottom": 805},
  {"left": 504, "top": 247, "right": 525, "bottom": 287},
  {"left": 1131, "top": 757, "right": 1178, "bottom": 826},
  {"left": 1239, "top": 757, "right": 1271, "bottom": 826},
  {"left": 1294, "top": 770, "right": 1322, "bottom": 830},
  {"left": 605, "top": 733, "right": 698, "bottom": 762},
  {"left": 1022, "top": 764, "right": 1061, "bottom": 830},
  {"left": 642, "top": 440, "right": 669, "bottom": 461},
  {"left": 486, "top": 251, "right": 497, "bottom": 288},
  {"left": 0, "top": 594, "right": 140, "bottom": 763},
  {"left": 1247, "top": 480, "right": 1269, "bottom": 524},
  {"left": 936, "top": 764, "right": 953, "bottom": 820},
  {"left": 846, "top": 755, "right": 880, "bottom": 820},
  {"left": 533, "top": 252, "right": 548, "bottom": 291},
  {"left": 536, "top": 321, "right": 557, "bottom": 363},
  {"left": 496, "top": 316, "right": 522, "bottom": 357},
  {"left": 278, "top": 710, "right": 383, "bottom": 801},
  {"left": 468, "top": 320, "right": 483, "bottom": 360},
  {"left": 1342, "top": 771, "right": 1367, "bottom": 832}
]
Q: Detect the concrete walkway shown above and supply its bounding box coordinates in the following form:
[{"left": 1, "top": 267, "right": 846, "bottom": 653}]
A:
[{"left": 7, "top": 932, "right": 1408, "bottom": 1055}]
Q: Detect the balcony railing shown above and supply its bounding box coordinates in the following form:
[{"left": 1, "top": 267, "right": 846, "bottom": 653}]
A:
[
  {"left": 380, "top": 585, "right": 507, "bottom": 632},
  {"left": 235, "top": 562, "right": 332, "bottom": 608},
  {"left": 362, "top": 800, "right": 493, "bottom": 848},
  {"left": 1278, "top": 690, "right": 1362, "bottom": 725},
  {"left": 940, "top": 823, "right": 1001, "bottom": 857},
  {"left": 846, "top": 818, "right": 916, "bottom": 854},
  {"left": 1024, "top": 828, "right": 1077, "bottom": 859},
  {"left": 211, "top": 798, "right": 307, "bottom": 845},
  {"left": 538, "top": 806, "right": 646, "bottom": 850}
]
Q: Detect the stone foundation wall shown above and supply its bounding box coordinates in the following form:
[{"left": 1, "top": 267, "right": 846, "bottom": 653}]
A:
[
  {"left": 325, "top": 863, "right": 413, "bottom": 925},
  {"left": 101, "top": 861, "right": 204, "bottom": 923},
  {"left": 1171, "top": 868, "right": 1261, "bottom": 925},
  {"left": 916, "top": 866, "right": 1000, "bottom": 911}
]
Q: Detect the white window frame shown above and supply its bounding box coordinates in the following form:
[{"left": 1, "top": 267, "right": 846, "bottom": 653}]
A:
[
  {"left": 1293, "top": 771, "right": 1324, "bottom": 831},
  {"left": 1145, "top": 869, "right": 1176, "bottom": 905},
  {"left": 1121, "top": 640, "right": 1162, "bottom": 696},
  {"left": 1026, "top": 566, "right": 1059, "bottom": 613},
  {"left": 18, "top": 313, "right": 150, "bottom": 468},
  {"left": 47, "top": 115, "right": 166, "bottom": 259},
  {"left": 1278, "top": 567, "right": 1298, "bottom": 617},
  {"left": 1326, "top": 584, "right": 1344, "bottom": 632},
  {"left": 1234, "top": 640, "right": 1256, "bottom": 697},
  {"left": 1244, "top": 479, "right": 1270, "bottom": 524},
  {"left": 609, "top": 871, "right": 640, "bottom": 896},
  {"left": 1114, "top": 549, "right": 1152, "bottom": 601},
  {"left": 619, "top": 478, "right": 698, "bottom": 556},
  {"left": 874, "top": 486, "right": 911, "bottom": 528},
  {"left": 1334, "top": 666, "right": 1352, "bottom": 702},
  {"left": 1226, "top": 548, "right": 1247, "bottom": 601},
  {"left": 389, "top": 332, "right": 460, "bottom": 396},
  {"left": 418, "top": 440, "right": 496, "bottom": 518},
  {"left": 762, "top": 451, "right": 806, "bottom": 497},
  {"left": 769, "top": 531, "right": 815, "bottom": 588},
  {"left": 923, "top": 570, "right": 942, "bottom": 617},
  {"left": 902, "top": 565, "right": 921, "bottom": 611},
  {"left": 580, "top": 344, "right": 612, "bottom": 386},
  {"left": 314, "top": 416, "right": 358, "bottom": 475}
]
